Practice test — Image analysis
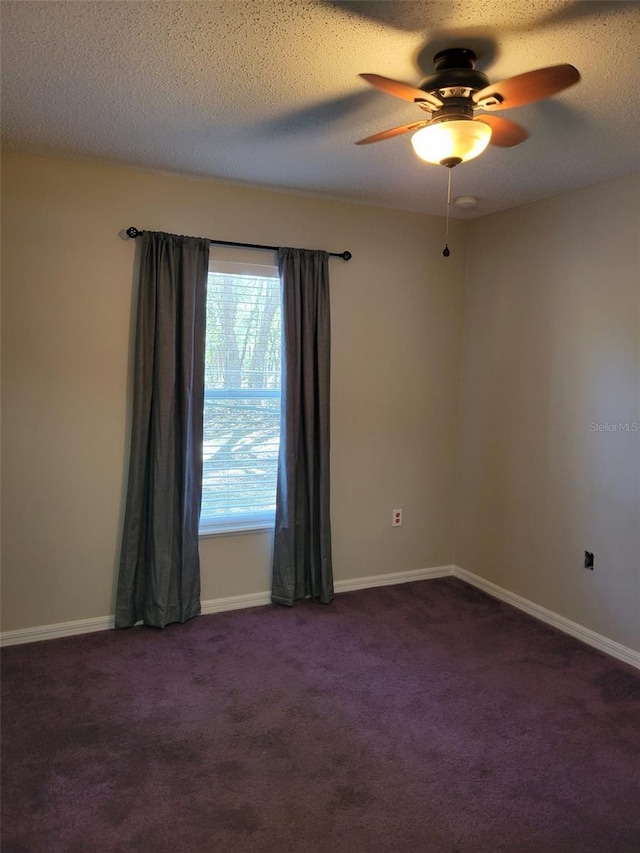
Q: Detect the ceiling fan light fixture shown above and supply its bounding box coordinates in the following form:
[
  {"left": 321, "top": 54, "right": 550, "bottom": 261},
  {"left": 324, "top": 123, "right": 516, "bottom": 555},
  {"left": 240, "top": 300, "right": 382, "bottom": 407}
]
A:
[{"left": 411, "top": 119, "right": 492, "bottom": 166}]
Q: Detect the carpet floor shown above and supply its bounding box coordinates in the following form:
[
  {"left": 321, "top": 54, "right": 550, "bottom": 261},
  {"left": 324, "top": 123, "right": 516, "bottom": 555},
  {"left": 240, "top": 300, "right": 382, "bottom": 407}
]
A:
[{"left": 2, "top": 577, "right": 639, "bottom": 852}]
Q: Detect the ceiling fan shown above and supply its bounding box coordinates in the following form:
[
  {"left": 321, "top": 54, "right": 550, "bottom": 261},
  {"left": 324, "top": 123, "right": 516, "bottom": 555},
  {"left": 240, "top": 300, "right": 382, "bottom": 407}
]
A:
[{"left": 356, "top": 48, "right": 581, "bottom": 167}]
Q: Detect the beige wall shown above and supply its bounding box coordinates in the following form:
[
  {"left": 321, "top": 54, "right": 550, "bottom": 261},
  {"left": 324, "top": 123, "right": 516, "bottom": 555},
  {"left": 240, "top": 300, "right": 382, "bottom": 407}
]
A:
[
  {"left": 1, "top": 152, "right": 467, "bottom": 631},
  {"left": 4, "top": 153, "right": 637, "bottom": 653},
  {"left": 455, "top": 175, "right": 640, "bottom": 651}
]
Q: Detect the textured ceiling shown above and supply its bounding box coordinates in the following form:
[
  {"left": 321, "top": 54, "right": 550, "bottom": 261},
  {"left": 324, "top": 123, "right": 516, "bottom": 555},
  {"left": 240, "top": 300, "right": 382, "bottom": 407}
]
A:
[{"left": 2, "top": 0, "right": 639, "bottom": 217}]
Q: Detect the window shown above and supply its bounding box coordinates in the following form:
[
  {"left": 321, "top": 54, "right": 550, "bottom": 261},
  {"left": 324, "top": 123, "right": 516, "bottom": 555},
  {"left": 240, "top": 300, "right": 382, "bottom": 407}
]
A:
[{"left": 200, "top": 252, "right": 282, "bottom": 534}]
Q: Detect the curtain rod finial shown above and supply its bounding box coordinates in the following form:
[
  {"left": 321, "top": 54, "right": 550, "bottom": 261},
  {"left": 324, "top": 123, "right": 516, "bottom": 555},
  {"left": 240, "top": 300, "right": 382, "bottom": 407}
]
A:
[{"left": 126, "top": 227, "right": 142, "bottom": 239}]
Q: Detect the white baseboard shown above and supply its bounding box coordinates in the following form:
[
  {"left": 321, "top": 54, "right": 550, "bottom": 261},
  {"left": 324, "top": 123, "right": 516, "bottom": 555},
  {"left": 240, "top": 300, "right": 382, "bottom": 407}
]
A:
[
  {"left": 452, "top": 566, "right": 640, "bottom": 670},
  {"left": 200, "top": 590, "right": 271, "bottom": 615},
  {"left": 202, "top": 566, "right": 453, "bottom": 614},
  {"left": 2, "top": 564, "right": 638, "bottom": 671},
  {"left": 0, "top": 615, "right": 115, "bottom": 647},
  {"left": 334, "top": 565, "right": 453, "bottom": 593}
]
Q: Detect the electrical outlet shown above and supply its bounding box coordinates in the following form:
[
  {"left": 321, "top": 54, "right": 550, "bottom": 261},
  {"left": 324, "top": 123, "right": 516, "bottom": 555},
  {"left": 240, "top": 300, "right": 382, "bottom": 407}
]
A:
[
  {"left": 584, "top": 551, "right": 594, "bottom": 570},
  {"left": 392, "top": 509, "right": 403, "bottom": 527}
]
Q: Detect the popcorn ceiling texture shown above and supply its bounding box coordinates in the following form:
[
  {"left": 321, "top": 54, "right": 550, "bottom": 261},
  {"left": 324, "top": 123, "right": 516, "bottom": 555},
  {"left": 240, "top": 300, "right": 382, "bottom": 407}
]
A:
[{"left": 2, "top": 0, "right": 639, "bottom": 217}]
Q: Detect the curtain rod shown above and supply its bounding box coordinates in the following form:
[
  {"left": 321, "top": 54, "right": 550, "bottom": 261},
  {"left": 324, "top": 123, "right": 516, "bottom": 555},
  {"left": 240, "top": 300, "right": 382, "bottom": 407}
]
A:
[{"left": 125, "top": 227, "right": 352, "bottom": 261}]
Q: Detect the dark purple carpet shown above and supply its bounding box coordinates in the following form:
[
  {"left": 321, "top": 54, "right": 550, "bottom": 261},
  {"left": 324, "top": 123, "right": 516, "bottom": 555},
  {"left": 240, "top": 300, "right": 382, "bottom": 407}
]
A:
[{"left": 2, "top": 578, "right": 639, "bottom": 852}]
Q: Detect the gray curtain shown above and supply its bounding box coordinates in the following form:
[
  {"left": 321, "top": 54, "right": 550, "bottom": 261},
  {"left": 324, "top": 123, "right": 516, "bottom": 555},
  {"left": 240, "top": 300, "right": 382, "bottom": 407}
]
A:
[
  {"left": 116, "top": 231, "right": 209, "bottom": 629},
  {"left": 272, "top": 248, "right": 333, "bottom": 606}
]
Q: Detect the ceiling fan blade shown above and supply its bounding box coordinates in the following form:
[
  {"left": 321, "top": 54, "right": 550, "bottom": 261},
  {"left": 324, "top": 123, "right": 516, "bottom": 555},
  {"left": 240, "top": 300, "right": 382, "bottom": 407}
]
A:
[
  {"left": 355, "top": 120, "right": 431, "bottom": 145},
  {"left": 473, "top": 64, "right": 580, "bottom": 111},
  {"left": 475, "top": 115, "right": 529, "bottom": 147},
  {"left": 360, "top": 74, "right": 443, "bottom": 109}
]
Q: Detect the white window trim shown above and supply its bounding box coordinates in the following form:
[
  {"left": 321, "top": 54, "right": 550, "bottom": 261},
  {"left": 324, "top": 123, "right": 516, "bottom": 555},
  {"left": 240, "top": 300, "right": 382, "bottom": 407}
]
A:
[{"left": 199, "top": 514, "right": 275, "bottom": 538}]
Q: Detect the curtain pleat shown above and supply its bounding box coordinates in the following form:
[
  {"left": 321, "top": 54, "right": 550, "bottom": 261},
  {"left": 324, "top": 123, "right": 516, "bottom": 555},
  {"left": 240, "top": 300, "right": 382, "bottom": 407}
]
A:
[
  {"left": 115, "top": 231, "right": 209, "bottom": 628},
  {"left": 271, "top": 248, "right": 333, "bottom": 606}
]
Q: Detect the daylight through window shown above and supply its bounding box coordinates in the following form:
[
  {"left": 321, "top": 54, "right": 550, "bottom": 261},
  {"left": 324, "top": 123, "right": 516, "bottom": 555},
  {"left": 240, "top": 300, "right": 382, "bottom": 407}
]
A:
[{"left": 200, "top": 257, "right": 281, "bottom": 533}]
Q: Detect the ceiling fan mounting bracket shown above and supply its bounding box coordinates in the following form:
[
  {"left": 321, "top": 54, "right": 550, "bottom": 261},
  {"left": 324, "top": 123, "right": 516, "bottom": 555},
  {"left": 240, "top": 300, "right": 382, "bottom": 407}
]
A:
[
  {"left": 475, "top": 93, "right": 505, "bottom": 110},
  {"left": 433, "top": 48, "right": 477, "bottom": 70}
]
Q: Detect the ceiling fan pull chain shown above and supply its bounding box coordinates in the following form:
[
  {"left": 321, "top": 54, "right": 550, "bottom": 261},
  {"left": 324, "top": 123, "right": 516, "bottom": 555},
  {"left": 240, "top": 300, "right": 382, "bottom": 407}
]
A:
[{"left": 443, "top": 167, "right": 452, "bottom": 257}]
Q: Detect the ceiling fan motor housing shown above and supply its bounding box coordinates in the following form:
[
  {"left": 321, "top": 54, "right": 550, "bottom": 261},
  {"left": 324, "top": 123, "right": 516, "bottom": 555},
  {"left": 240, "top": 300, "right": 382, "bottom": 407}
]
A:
[
  {"left": 429, "top": 101, "right": 475, "bottom": 125},
  {"left": 419, "top": 48, "right": 490, "bottom": 100}
]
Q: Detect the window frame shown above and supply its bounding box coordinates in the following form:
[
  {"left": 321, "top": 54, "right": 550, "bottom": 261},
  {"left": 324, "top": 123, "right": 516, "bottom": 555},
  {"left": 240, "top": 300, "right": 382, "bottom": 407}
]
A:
[{"left": 199, "top": 248, "right": 281, "bottom": 537}]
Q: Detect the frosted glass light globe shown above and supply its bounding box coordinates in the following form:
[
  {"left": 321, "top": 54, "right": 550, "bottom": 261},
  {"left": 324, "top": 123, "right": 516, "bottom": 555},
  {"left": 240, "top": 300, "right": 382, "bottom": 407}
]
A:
[{"left": 411, "top": 120, "right": 492, "bottom": 165}]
